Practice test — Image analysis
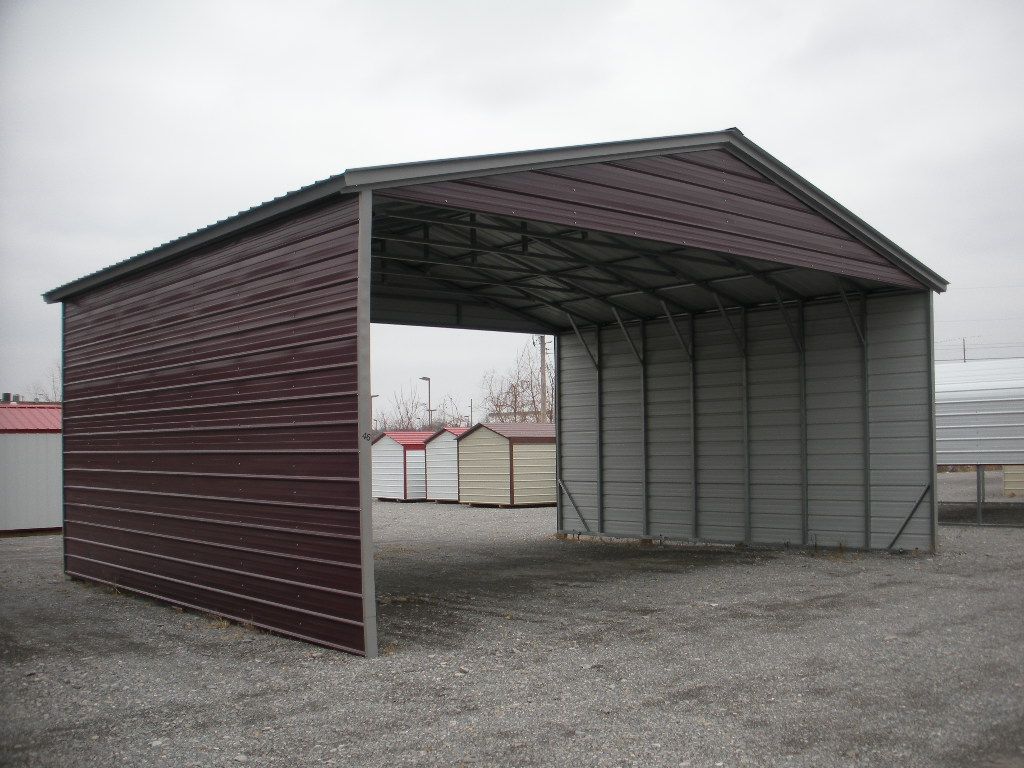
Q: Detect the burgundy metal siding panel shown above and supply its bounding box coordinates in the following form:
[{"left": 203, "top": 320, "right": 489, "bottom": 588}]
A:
[
  {"left": 385, "top": 149, "right": 922, "bottom": 289},
  {"left": 60, "top": 196, "right": 366, "bottom": 653}
]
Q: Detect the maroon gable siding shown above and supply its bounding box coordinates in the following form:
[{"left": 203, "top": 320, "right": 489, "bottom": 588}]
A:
[
  {"left": 384, "top": 149, "right": 922, "bottom": 289},
  {"left": 60, "top": 195, "right": 366, "bottom": 653}
]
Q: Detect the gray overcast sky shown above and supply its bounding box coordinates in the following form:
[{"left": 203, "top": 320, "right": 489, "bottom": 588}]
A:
[{"left": 2, "top": 0, "right": 1023, "bottom": 416}]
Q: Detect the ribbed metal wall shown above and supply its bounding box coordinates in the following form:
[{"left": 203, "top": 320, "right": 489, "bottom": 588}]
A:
[
  {"left": 557, "top": 292, "right": 934, "bottom": 551},
  {"left": 60, "top": 196, "right": 367, "bottom": 653}
]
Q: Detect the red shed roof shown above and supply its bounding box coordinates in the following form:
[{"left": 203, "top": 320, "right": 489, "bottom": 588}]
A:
[
  {"left": 371, "top": 430, "right": 435, "bottom": 449},
  {"left": 0, "top": 403, "right": 63, "bottom": 433},
  {"left": 458, "top": 422, "right": 556, "bottom": 443},
  {"left": 425, "top": 426, "right": 469, "bottom": 444}
]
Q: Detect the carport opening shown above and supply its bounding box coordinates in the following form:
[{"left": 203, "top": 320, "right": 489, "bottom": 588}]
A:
[{"left": 366, "top": 192, "right": 937, "bottom": 653}]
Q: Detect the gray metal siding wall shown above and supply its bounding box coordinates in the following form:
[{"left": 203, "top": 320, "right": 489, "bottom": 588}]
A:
[
  {"left": 645, "top": 320, "right": 694, "bottom": 538},
  {"left": 556, "top": 293, "right": 934, "bottom": 551},
  {"left": 867, "top": 294, "right": 933, "bottom": 549},
  {"left": 557, "top": 327, "right": 600, "bottom": 531}
]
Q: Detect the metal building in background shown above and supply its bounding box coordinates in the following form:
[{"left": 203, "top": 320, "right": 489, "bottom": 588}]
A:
[
  {"left": 43, "top": 129, "right": 948, "bottom": 656},
  {"left": 371, "top": 431, "right": 434, "bottom": 501},
  {"left": 424, "top": 427, "right": 467, "bottom": 502},
  {"left": 1, "top": 403, "right": 63, "bottom": 533},
  {"left": 457, "top": 423, "right": 556, "bottom": 507},
  {"left": 935, "top": 358, "right": 1024, "bottom": 465}
]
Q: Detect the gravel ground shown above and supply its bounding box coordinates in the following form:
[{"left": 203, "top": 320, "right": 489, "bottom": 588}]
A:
[{"left": 2, "top": 502, "right": 1023, "bottom": 768}]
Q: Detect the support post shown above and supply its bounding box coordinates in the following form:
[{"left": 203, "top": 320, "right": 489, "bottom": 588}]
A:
[
  {"left": 640, "top": 321, "right": 649, "bottom": 536},
  {"left": 798, "top": 303, "right": 809, "bottom": 546},
  {"left": 690, "top": 317, "right": 699, "bottom": 540},
  {"left": 554, "top": 334, "right": 563, "bottom": 532},
  {"left": 596, "top": 325, "right": 604, "bottom": 533},
  {"left": 976, "top": 464, "right": 984, "bottom": 525},
  {"left": 861, "top": 296, "right": 872, "bottom": 549},
  {"left": 742, "top": 309, "right": 751, "bottom": 545},
  {"left": 356, "top": 190, "right": 378, "bottom": 658}
]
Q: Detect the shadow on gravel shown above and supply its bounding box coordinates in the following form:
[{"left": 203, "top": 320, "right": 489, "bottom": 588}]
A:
[{"left": 373, "top": 535, "right": 775, "bottom": 651}]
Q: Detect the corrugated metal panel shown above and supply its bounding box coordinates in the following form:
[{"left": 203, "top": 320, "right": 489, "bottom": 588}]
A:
[
  {"left": 384, "top": 149, "right": 922, "bottom": 289},
  {"left": 457, "top": 427, "right": 510, "bottom": 504},
  {"left": 692, "top": 312, "right": 745, "bottom": 542},
  {"left": 557, "top": 293, "right": 934, "bottom": 551},
  {"left": 425, "top": 431, "right": 459, "bottom": 501},
  {"left": 600, "top": 323, "right": 644, "bottom": 534},
  {"left": 804, "top": 300, "right": 866, "bottom": 547},
  {"left": 935, "top": 358, "right": 1024, "bottom": 464},
  {"left": 645, "top": 318, "right": 694, "bottom": 539},
  {"left": 0, "top": 404, "right": 62, "bottom": 433},
  {"left": 372, "top": 437, "right": 405, "bottom": 499},
  {"left": 747, "top": 310, "right": 802, "bottom": 544},
  {"left": 60, "top": 196, "right": 367, "bottom": 653},
  {"left": 556, "top": 327, "right": 600, "bottom": 530},
  {"left": 510, "top": 442, "right": 556, "bottom": 505},
  {"left": 867, "top": 294, "right": 933, "bottom": 549},
  {"left": 0, "top": 433, "right": 63, "bottom": 531}
]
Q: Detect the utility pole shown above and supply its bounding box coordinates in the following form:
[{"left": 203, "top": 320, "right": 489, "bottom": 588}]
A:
[
  {"left": 539, "top": 335, "right": 548, "bottom": 422},
  {"left": 962, "top": 337, "right": 967, "bottom": 363},
  {"left": 419, "top": 376, "right": 432, "bottom": 427},
  {"left": 469, "top": 398, "right": 474, "bottom": 426}
]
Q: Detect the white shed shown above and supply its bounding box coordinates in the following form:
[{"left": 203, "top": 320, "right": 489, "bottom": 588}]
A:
[
  {"left": 371, "top": 431, "right": 434, "bottom": 501},
  {"left": 1, "top": 403, "right": 63, "bottom": 532},
  {"left": 425, "top": 427, "right": 468, "bottom": 502},
  {"left": 457, "top": 423, "right": 556, "bottom": 507}
]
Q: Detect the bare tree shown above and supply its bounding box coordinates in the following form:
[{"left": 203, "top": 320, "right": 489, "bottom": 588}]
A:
[
  {"left": 375, "top": 386, "right": 422, "bottom": 431},
  {"left": 480, "top": 337, "right": 553, "bottom": 422},
  {"left": 28, "top": 360, "right": 62, "bottom": 402},
  {"left": 430, "top": 395, "right": 467, "bottom": 429}
]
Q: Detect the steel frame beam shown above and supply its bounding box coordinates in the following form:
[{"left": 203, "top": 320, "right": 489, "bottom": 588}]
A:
[{"left": 375, "top": 256, "right": 564, "bottom": 332}]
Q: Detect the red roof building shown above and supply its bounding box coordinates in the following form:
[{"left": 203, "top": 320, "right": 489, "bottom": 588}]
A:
[{"left": 0, "top": 403, "right": 63, "bottom": 433}]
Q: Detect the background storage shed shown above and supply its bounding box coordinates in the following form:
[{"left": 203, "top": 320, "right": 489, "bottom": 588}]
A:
[
  {"left": 372, "top": 431, "right": 434, "bottom": 501},
  {"left": 1, "top": 403, "right": 63, "bottom": 533},
  {"left": 457, "top": 423, "right": 556, "bottom": 507},
  {"left": 425, "top": 427, "right": 467, "bottom": 502}
]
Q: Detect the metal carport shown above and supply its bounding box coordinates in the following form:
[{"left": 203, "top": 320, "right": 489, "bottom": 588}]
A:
[{"left": 43, "top": 129, "right": 948, "bottom": 657}]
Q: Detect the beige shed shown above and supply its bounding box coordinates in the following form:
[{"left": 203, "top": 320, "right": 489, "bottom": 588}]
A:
[{"left": 457, "top": 423, "right": 556, "bottom": 507}]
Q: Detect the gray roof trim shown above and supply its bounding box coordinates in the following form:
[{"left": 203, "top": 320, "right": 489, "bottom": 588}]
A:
[{"left": 44, "top": 128, "right": 947, "bottom": 302}]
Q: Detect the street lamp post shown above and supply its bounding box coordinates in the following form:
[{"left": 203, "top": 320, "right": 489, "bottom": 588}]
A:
[{"left": 419, "top": 376, "right": 432, "bottom": 427}]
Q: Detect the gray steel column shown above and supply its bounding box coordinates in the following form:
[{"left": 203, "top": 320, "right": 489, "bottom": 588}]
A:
[
  {"left": 554, "top": 334, "right": 563, "bottom": 532},
  {"left": 356, "top": 189, "right": 379, "bottom": 658},
  {"left": 798, "top": 303, "right": 809, "bottom": 546},
  {"left": 596, "top": 325, "right": 604, "bottom": 533},
  {"left": 976, "top": 464, "right": 984, "bottom": 525},
  {"left": 927, "top": 292, "right": 938, "bottom": 550},
  {"left": 690, "top": 317, "right": 699, "bottom": 540},
  {"left": 861, "top": 296, "right": 872, "bottom": 549},
  {"left": 640, "top": 321, "right": 649, "bottom": 536},
  {"left": 742, "top": 309, "right": 751, "bottom": 545}
]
